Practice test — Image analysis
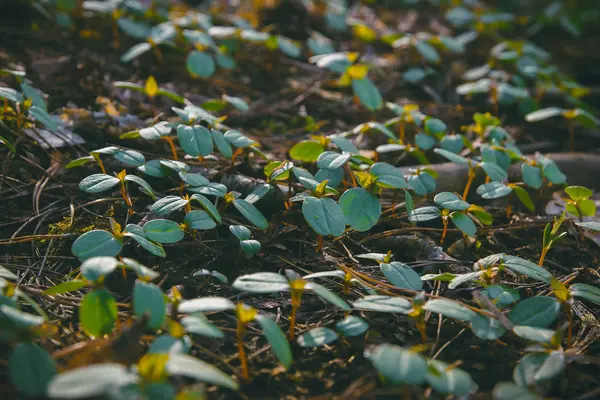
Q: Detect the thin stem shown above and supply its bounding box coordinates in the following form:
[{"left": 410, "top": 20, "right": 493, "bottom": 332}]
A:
[
  {"left": 236, "top": 320, "right": 249, "bottom": 380},
  {"left": 462, "top": 167, "right": 475, "bottom": 200},
  {"left": 162, "top": 136, "right": 178, "bottom": 160},
  {"left": 566, "top": 305, "right": 573, "bottom": 348},
  {"left": 440, "top": 218, "right": 449, "bottom": 245},
  {"left": 119, "top": 182, "right": 133, "bottom": 215},
  {"left": 288, "top": 305, "right": 298, "bottom": 341},
  {"left": 92, "top": 154, "right": 107, "bottom": 174},
  {"left": 345, "top": 164, "right": 357, "bottom": 187},
  {"left": 316, "top": 235, "right": 323, "bottom": 253},
  {"left": 538, "top": 246, "right": 548, "bottom": 266},
  {"left": 506, "top": 203, "right": 512, "bottom": 219}
]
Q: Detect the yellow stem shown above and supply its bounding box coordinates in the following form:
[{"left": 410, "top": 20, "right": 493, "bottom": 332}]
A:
[
  {"left": 288, "top": 304, "right": 298, "bottom": 341},
  {"left": 538, "top": 246, "right": 548, "bottom": 267},
  {"left": 162, "top": 136, "right": 178, "bottom": 160},
  {"left": 236, "top": 320, "right": 249, "bottom": 380},
  {"left": 316, "top": 235, "right": 323, "bottom": 253},
  {"left": 506, "top": 203, "right": 512, "bottom": 219},
  {"left": 462, "top": 168, "right": 475, "bottom": 200},
  {"left": 440, "top": 218, "right": 448, "bottom": 245},
  {"left": 345, "top": 164, "right": 357, "bottom": 187},
  {"left": 119, "top": 182, "right": 133, "bottom": 215}
]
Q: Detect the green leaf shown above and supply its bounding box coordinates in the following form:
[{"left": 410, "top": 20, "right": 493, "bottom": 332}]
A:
[
  {"left": 245, "top": 184, "right": 271, "bottom": 204},
  {"left": 513, "top": 185, "right": 535, "bottom": 211},
  {"left": 224, "top": 130, "right": 257, "bottom": 148},
  {"left": 514, "top": 352, "right": 564, "bottom": 387},
  {"left": 121, "top": 258, "right": 159, "bottom": 281},
  {"left": 508, "top": 296, "right": 560, "bottom": 327},
  {"left": 450, "top": 212, "right": 477, "bottom": 237},
  {"left": 477, "top": 182, "right": 512, "bottom": 199},
  {"left": 426, "top": 360, "right": 477, "bottom": 396},
  {"left": 434, "top": 148, "right": 469, "bottom": 164},
  {"left": 305, "top": 282, "right": 351, "bottom": 310},
  {"left": 139, "top": 122, "right": 171, "bottom": 141},
  {"left": 29, "top": 106, "right": 58, "bottom": 132},
  {"left": 575, "top": 221, "right": 600, "bottom": 231},
  {"left": 415, "top": 39, "right": 440, "bottom": 63},
  {"left": 565, "top": 185, "right": 592, "bottom": 201},
  {"left": 381, "top": 262, "right": 423, "bottom": 290},
  {"left": 181, "top": 315, "right": 224, "bottom": 338},
  {"left": 164, "top": 355, "right": 236, "bottom": 391},
  {"left": 415, "top": 133, "right": 436, "bottom": 150},
  {"left": 339, "top": 188, "right": 381, "bottom": 232},
  {"left": 493, "top": 382, "right": 543, "bottom": 400},
  {"left": 570, "top": 283, "right": 600, "bottom": 306},
  {"left": 317, "top": 151, "right": 351, "bottom": 169},
  {"left": 525, "top": 107, "right": 564, "bottom": 122},
  {"left": 521, "top": 164, "right": 543, "bottom": 189},
  {"left": 186, "top": 50, "right": 215, "bottom": 78},
  {"left": 352, "top": 77, "right": 383, "bottom": 111},
  {"left": 222, "top": 95, "right": 249, "bottom": 111},
  {"left": 114, "top": 149, "right": 145, "bottom": 167},
  {"left": 298, "top": 327, "right": 338, "bottom": 347},
  {"left": 352, "top": 295, "right": 411, "bottom": 314},
  {"left": 143, "top": 219, "right": 185, "bottom": 244},
  {"left": 66, "top": 156, "right": 94, "bottom": 169},
  {"left": 212, "top": 130, "right": 233, "bottom": 158},
  {"left": 123, "top": 225, "right": 166, "bottom": 258},
  {"left": 255, "top": 314, "right": 293, "bottom": 369},
  {"left": 229, "top": 225, "right": 251, "bottom": 241},
  {"left": 480, "top": 161, "right": 508, "bottom": 182},
  {"left": 71, "top": 230, "right": 123, "bottom": 260},
  {"left": 9, "top": 342, "right": 56, "bottom": 397},
  {"left": 277, "top": 35, "right": 301, "bottom": 58},
  {"left": 178, "top": 297, "right": 235, "bottom": 314},
  {"left": 470, "top": 314, "right": 506, "bottom": 340},
  {"left": 302, "top": 197, "right": 346, "bottom": 237},
  {"left": 184, "top": 210, "right": 217, "bottom": 230},
  {"left": 335, "top": 316, "right": 369, "bottom": 337},
  {"left": 177, "top": 125, "right": 213, "bottom": 157},
  {"left": 79, "top": 174, "right": 120, "bottom": 193},
  {"left": 512, "top": 326, "right": 555, "bottom": 343},
  {"left": 232, "top": 272, "right": 290, "bottom": 293},
  {"left": 189, "top": 194, "right": 222, "bottom": 223},
  {"left": 48, "top": 364, "right": 138, "bottom": 399},
  {"left": 133, "top": 281, "right": 166, "bottom": 330},
  {"left": 79, "top": 289, "right": 117, "bottom": 337},
  {"left": 0, "top": 87, "right": 24, "bottom": 103},
  {"left": 408, "top": 206, "right": 441, "bottom": 222},
  {"left": 365, "top": 344, "right": 428, "bottom": 385},
  {"left": 80, "top": 256, "right": 118, "bottom": 283},
  {"left": 45, "top": 280, "right": 86, "bottom": 295},
  {"left": 481, "top": 285, "right": 520, "bottom": 307},
  {"left": 371, "top": 163, "right": 408, "bottom": 189},
  {"left": 434, "top": 192, "right": 470, "bottom": 211},
  {"left": 423, "top": 299, "right": 475, "bottom": 321},
  {"left": 21, "top": 81, "right": 47, "bottom": 110},
  {"left": 579, "top": 199, "right": 596, "bottom": 217},
  {"left": 502, "top": 255, "right": 554, "bottom": 283},
  {"left": 289, "top": 140, "right": 325, "bottom": 162},
  {"left": 232, "top": 199, "right": 269, "bottom": 230},
  {"left": 424, "top": 117, "right": 446, "bottom": 134},
  {"left": 150, "top": 196, "right": 189, "bottom": 216},
  {"left": 448, "top": 271, "right": 486, "bottom": 289},
  {"left": 1, "top": 305, "right": 44, "bottom": 328},
  {"left": 124, "top": 174, "right": 155, "bottom": 199}
]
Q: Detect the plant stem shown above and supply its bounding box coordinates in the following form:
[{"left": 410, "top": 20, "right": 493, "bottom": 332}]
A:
[
  {"left": 440, "top": 218, "right": 448, "bottom": 245},
  {"left": 462, "top": 167, "right": 475, "bottom": 200},
  {"left": 316, "top": 235, "right": 323, "bottom": 253},
  {"left": 506, "top": 203, "right": 512, "bottom": 219},
  {"left": 538, "top": 246, "right": 548, "bottom": 266},
  {"left": 92, "top": 154, "right": 107, "bottom": 174},
  {"left": 162, "top": 136, "right": 178, "bottom": 160},
  {"left": 236, "top": 319, "right": 249, "bottom": 380},
  {"left": 566, "top": 305, "right": 573, "bottom": 348},
  {"left": 345, "top": 164, "right": 357, "bottom": 187},
  {"left": 119, "top": 182, "right": 133, "bottom": 215}
]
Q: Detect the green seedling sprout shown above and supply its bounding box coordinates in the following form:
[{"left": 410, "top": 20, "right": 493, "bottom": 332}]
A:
[
  {"left": 539, "top": 212, "right": 566, "bottom": 266},
  {"left": 525, "top": 107, "right": 600, "bottom": 151}
]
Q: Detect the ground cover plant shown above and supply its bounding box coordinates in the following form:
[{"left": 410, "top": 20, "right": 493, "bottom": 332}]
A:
[{"left": 2, "top": 0, "right": 600, "bottom": 398}]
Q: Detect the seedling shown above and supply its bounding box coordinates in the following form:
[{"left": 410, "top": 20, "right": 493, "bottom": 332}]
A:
[
  {"left": 114, "top": 76, "right": 185, "bottom": 115},
  {"left": 539, "top": 212, "right": 567, "bottom": 266},
  {"left": 563, "top": 185, "right": 596, "bottom": 221},
  {"left": 66, "top": 146, "right": 145, "bottom": 173},
  {"left": 409, "top": 192, "right": 492, "bottom": 244},
  {"left": 476, "top": 181, "right": 535, "bottom": 216},
  {"left": 229, "top": 225, "right": 261, "bottom": 258}
]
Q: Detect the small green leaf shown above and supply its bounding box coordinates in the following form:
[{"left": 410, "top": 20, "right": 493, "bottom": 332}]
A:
[
  {"left": 409, "top": 206, "right": 441, "bottom": 222},
  {"left": 186, "top": 50, "right": 216, "bottom": 78},
  {"left": 71, "top": 230, "right": 123, "bottom": 261},
  {"left": 123, "top": 224, "right": 166, "bottom": 258},
  {"left": 336, "top": 315, "right": 369, "bottom": 337},
  {"left": 66, "top": 156, "right": 95, "bottom": 169},
  {"left": 166, "top": 353, "right": 238, "bottom": 390},
  {"left": 481, "top": 285, "right": 520, "bottom": 307},
  {"left": 434, "top": 192, "right": 470, "bottom": 211},
  {"left": 470, "top": 314, "right": 506, "bottom": 340},
  {"left": 143, "top": 219, "right": 184, "bottom": 244},
  {"left": 339, "top": 188, "right": 381, "bottom": 231},
  {"left": 381, "top": 262, "right": 423, "bottom": 290},
  {"left": 150, "top": 196, "right": 189, "bottom": 216},
  {"left": 29, "top": 106, "right": 57, "bottom": 132},
  {"left": 352, "top": 295, "right": 411, "bottom": 314},
  {"left": 570, "top": 283, "right": 600, "bottom": 306},
  {"left": 289, "top": 140, "right": 324, "bottom": 162},
  {"left": 365, "top": 344, "right": 428, "bottom": 385},
  {"left": 80, "top": 256, "right": 118, "bottom": 283},
  {"left": 48, "top": 364, "right": 138, "bottom": 399},
  {"left": 480, "top": 161, "right": 508, "bottom": 182},
  {"left": 512, "top": 325, "right": 555, "bottom": 343},
  {"left": 371, "top": 162, "right": 408, "bottom": 189},
  {"left": 133, "top": 281, "right": 166, "bottom": 330},
  {"left": 493, "top": 382, "right": 543, "bottom": 400},
  {"left": 79, "top": 289, "right": 117, "bottom": 337},
  {"left": 232, "top": 199, "right": 269, "bottom": 230},
  {"left": 79, "top": 174, "right": 120, "bottom": 193},
  {"left": 508, "top": 296, "right": 560, "bottom": 327},
  {"left": 513, "top": 185, "right": 535, "bottom": 211},
  {"left": 178, "top": 297, "right": 235, "bottom": 314},
  {"left": 298, "top": 327, "right": 338, "bottom": 347},
  {"left": 255, "top": 314, "right": 293, "bottom": 369},
  {"left": 434, "top": 148, "right": 469, "bottom": 164},
  {"left": 177, "top": 125, "right": 213, "bottom": 157},
  {"left": 302, "top": 197, "right": 346, "bottom": 237},
  {"left": 450, "top": 212, "right": 477, "bottom": 237},
  {"left": 525, "top": 107, "right": 564, "bottom": 122},
  {"left": 477, "top": 182, "right": 512, "bottom": 199},
  {"left": 124, "top": 175, "right": 155, "bottom": 200},
  {"left": 114, "top": 149, "right": 145, "bottom": 167},
  {"left": 184, "top": 210, "right": 217, "bottom": 230},
  {"left": 45, "top": 280, "right": 86, "bottom": 295},
  {"left": 190, "top": 194, "right": 222, "bottom": 223},
  {"left": 352, "top": 77, "right": 383, "bottom": 111},
  {"left": 423, "top": 299, "right": 475, "bottom": 321},
  {"left": 9, "top": 342, "right": 56, "bottom": 397},
  {"left": 426, "top": 360, "right": 477, "bottom": 396},
  {"left": 229, "top": 225, "right": 251, "bottom": 241},
  {"left": 502, "top": 256, "right": 554, "bottom": 283},
  {"left": 181, "top": 315, "right": 224, "bottom": 338},
  {"left": 232, "top": 272, "right": 289, "bottom": 293}
]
